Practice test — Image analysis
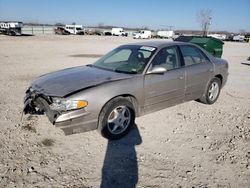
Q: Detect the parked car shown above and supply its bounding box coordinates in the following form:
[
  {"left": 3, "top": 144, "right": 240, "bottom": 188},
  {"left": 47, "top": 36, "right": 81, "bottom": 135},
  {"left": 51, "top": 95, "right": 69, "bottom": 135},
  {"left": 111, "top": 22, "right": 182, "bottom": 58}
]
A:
[
  {"left": 64, "top": 24, "right": 85, "bottom": 35},
  {"left": 245, "top": 34, "right": 250, "bottom": 43},
  {"left": 233, "top": 35, "right": 245, "bottom": 42},
  {"left": 103, "top": 31, "right": 112, "bottom": 36},
  {"left": 94, "top": 30, "right": 103, "bottom": 36},
  {"left": 121, "top": 32, "right": 128, "bottom": 37},
  {"left": 224, "top": 34, "right": 234, "bottom": 41},
  {"left": 172, "top": 32, "right": 182, "bottom": 40},
  {"left": 84, "top": 29, "right": 95, "bottom": 35},
  {"left": 6, "top": 29, "right": 22, "bottom": 36},
  {"left": 23, "top": 41, "right": 229, "bottom": 140},
  {"left": 54, "top": 27, "right": 70, "bottom": 35}
]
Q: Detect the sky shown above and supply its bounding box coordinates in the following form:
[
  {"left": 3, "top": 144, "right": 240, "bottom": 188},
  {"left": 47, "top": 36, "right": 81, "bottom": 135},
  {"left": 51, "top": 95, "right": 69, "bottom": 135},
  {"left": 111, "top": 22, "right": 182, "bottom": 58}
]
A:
[{"left": 0, "top": 0, "right": 249, "bottom": 32}]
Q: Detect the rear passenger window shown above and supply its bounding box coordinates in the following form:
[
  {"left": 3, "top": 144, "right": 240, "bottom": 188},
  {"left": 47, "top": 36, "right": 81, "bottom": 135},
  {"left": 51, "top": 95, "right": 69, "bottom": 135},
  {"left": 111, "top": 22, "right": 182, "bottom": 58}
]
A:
[{"left": 180, "top": 46, "right": 208, "bottom": 66}]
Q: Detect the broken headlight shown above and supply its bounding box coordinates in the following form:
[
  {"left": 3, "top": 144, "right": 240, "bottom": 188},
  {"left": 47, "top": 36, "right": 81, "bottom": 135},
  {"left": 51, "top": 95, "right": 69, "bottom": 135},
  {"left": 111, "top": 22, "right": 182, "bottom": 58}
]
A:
[{"left": 50, "top": 97, "right": 88, "bottom": 111}]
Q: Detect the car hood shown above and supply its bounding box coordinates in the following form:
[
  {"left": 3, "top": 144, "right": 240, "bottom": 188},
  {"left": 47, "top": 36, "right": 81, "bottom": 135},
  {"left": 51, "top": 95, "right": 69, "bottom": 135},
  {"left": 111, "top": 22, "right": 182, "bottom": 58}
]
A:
[{"left": 31, "top": 65, "right": 133, "bottom": 97}]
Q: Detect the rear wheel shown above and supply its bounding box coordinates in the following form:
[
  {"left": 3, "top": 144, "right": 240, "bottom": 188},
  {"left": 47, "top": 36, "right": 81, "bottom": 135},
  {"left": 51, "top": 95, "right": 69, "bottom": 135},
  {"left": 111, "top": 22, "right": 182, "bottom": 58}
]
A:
[
  {"left": 98, "top": 97, "right": 135, "bottom": 140},
  {"left": 199, "top": 77, "right": 221, "bottom": 104}
]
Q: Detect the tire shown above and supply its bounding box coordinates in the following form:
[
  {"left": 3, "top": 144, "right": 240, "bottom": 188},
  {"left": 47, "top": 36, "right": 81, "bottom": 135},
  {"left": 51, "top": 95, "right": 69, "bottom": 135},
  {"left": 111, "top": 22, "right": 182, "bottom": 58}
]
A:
[
  {"left": 199, "top": 77, "right": 221, "bottom": 104},
  {"left": 98, "top": 97, "right": 135, "bottom": 140}
]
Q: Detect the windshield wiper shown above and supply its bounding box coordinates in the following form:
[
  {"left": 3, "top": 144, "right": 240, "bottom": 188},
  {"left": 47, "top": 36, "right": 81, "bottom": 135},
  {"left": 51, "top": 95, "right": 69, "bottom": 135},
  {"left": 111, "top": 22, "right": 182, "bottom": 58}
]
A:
[
  {"left": 86, "top": 64, "right": 96, "bottom": 67},
  {"left": 88, "top": 64, "right": 117, "bottom": 72},
  {"left": 88, "top": 64, "right": 137, "bottom": 74},
  {"left": 114, "top": 69, "right": 137, "bottom": 74},
  {"left": 87, "top": 64, "right": 106, "bottom": 70}
]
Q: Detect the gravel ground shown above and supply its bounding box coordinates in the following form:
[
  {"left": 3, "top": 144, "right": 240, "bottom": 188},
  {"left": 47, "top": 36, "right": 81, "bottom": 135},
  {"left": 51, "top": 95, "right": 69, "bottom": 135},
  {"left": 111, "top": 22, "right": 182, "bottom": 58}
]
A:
[{"left": 0, "top": 35, "right": 250, "bottom": 188}]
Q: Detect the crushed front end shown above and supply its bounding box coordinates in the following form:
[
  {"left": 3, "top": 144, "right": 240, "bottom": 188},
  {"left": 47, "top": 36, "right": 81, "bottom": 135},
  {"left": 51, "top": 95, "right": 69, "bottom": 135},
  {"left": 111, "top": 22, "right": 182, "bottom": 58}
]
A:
[
  {"left": 23, "top": 87, "right": 97, "bottom": 135},
  {"left": 23, "top": 87, "right": 61, "bottom": 124}
]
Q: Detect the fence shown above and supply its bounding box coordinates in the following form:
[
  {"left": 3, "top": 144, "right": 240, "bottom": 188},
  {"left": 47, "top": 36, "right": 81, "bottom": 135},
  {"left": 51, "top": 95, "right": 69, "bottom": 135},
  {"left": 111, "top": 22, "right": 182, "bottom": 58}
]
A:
[{"left": 22, "top": 25, "right": 54, "bottom": 35}]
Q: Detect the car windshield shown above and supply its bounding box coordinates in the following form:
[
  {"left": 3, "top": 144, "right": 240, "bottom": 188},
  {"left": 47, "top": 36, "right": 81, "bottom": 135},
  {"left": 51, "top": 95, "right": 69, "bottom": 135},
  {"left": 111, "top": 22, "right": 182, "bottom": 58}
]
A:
[{"left": 92, "top": 45, "right": 156, "bottom": 74}]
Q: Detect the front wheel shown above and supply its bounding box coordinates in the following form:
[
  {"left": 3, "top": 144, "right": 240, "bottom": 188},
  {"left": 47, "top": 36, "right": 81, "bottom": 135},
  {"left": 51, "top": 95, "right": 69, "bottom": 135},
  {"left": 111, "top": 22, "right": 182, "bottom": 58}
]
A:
[
  {"left": 98, "top": 97, "right": 135, "bottom": 140},
  {"left": 199, "top": 77, "right": 221, "bottom": 104}
]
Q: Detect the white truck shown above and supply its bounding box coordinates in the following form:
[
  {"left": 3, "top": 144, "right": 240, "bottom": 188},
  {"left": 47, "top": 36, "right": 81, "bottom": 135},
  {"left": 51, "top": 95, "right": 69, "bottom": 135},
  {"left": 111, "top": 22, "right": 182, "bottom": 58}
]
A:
[
  {"left": 111, "top": 28, "right": 127, "bottom": 36},
  {"left": 0, "top": 21, "right": 23, "bottom": 35},
  {"left": 232, "top": 35, "right": 245, "bottom": 42},
  {"left": 157, "top": 30, "right": 174, "bottom": 38},
  {"left": 133, "top": 30, "right": 152, "bottom": 39},
  {"left": 64, "top": 25, "right": 84, "bottom": 35}
]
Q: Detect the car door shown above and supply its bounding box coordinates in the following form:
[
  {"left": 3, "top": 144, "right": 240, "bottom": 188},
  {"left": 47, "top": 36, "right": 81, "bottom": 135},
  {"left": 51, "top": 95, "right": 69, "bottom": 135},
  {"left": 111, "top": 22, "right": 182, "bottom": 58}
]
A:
[
  {"left": 143, "top": 46, "right": 185, "bottom": 113},
  {"left": 179, "top": 45, "right": 214, "bottom": 101}
]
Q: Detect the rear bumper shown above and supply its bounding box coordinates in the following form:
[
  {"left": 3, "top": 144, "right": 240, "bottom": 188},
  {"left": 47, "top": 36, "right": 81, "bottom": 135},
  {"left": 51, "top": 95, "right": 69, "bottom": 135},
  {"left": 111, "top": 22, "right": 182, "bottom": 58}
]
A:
[{"left": 23, "top": 88, "right": 98, "bottom": 135}]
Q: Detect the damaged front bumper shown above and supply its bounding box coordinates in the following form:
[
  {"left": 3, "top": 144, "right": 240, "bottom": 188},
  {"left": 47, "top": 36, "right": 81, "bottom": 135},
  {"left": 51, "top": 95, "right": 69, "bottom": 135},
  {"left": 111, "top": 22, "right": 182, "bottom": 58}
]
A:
[
  {"left": 23, "top": 88, "right": 60, "bottom": 123},
  {"left": 23, "top": 88, "right": 97, "bottom": 135}
]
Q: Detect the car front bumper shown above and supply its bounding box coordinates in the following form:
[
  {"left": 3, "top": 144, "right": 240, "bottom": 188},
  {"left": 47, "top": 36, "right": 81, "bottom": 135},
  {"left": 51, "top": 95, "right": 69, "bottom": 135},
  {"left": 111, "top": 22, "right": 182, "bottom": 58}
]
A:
[{"left": 23, "top": 88, "right": 98, "bottom": 135}]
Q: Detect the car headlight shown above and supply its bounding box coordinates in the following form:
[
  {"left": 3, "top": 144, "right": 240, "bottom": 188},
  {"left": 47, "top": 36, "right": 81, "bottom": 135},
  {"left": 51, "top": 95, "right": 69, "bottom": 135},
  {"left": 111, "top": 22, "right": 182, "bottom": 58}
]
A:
[{"left": 50, "top": 97, "right": 88, "bottom": 111}]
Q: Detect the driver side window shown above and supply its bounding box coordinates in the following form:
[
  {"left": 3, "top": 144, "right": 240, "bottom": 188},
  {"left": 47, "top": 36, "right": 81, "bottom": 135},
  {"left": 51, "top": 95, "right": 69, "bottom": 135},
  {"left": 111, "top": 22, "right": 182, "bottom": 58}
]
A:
[{"left": 151, "top": 46, "right": 179, "bottom": 71}]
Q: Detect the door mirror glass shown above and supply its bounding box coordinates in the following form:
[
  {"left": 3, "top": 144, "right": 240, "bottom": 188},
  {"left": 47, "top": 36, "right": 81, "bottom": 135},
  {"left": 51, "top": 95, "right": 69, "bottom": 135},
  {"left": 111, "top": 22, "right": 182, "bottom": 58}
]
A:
[{"left": 147, "top": 66, "right": 167, "bottom": 74}]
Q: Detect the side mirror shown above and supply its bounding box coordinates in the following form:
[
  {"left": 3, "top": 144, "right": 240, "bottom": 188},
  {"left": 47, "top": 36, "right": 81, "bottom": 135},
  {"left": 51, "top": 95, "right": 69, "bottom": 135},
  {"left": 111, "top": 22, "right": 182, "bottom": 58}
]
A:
[{"left": 147, "top": 65, "right": 167, "bottom": 74}]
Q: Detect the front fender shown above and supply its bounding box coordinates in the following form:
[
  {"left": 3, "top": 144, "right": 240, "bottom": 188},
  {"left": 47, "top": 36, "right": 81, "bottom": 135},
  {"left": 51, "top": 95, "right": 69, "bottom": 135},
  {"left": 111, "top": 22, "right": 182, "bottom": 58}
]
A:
[{"left": 68, "top": 76, "right": 144, "bottom": 121}]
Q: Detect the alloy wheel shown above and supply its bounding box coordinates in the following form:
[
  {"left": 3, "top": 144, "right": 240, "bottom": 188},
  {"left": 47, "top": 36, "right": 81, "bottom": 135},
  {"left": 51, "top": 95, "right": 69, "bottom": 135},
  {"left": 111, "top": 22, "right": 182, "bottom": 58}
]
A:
[{"left": 107, "top": 105, "right": 131, "bottom": 135}]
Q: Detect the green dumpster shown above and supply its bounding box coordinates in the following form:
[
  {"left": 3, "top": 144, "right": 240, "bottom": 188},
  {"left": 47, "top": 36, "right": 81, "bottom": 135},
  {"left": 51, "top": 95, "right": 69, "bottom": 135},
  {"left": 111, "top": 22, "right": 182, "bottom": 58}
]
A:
[{"left": 175, "top": 36, "right": 224, "bottom": 58}]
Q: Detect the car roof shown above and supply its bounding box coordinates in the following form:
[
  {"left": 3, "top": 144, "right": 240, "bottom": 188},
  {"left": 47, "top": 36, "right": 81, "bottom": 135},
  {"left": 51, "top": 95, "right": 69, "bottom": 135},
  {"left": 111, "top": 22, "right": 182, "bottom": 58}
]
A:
[
  {"left": 123, "top": 40, "right": 215, "bottom": 61},
  {"left": 125, "top": 41, "right": 188, "bottom": 48}
]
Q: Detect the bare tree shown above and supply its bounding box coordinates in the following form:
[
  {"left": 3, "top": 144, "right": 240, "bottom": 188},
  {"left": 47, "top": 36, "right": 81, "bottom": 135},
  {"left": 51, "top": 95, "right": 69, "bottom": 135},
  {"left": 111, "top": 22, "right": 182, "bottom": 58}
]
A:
[{"left": 197, "top": 9, "right": 212, "bottom": 36}]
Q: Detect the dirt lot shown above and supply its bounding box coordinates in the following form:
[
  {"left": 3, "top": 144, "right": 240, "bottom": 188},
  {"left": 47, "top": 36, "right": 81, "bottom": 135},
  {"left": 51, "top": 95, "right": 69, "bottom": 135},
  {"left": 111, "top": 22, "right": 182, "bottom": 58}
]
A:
[{"left": 0, "top": 35, "right": 250, "bottom": 188}]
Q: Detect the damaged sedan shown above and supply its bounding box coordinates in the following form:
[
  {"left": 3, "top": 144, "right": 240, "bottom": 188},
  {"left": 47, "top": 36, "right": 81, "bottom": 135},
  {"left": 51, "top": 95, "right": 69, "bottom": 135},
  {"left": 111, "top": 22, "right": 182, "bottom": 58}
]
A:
[{"left": 24, "top": 41, "right": 228, "bottom": 140}]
